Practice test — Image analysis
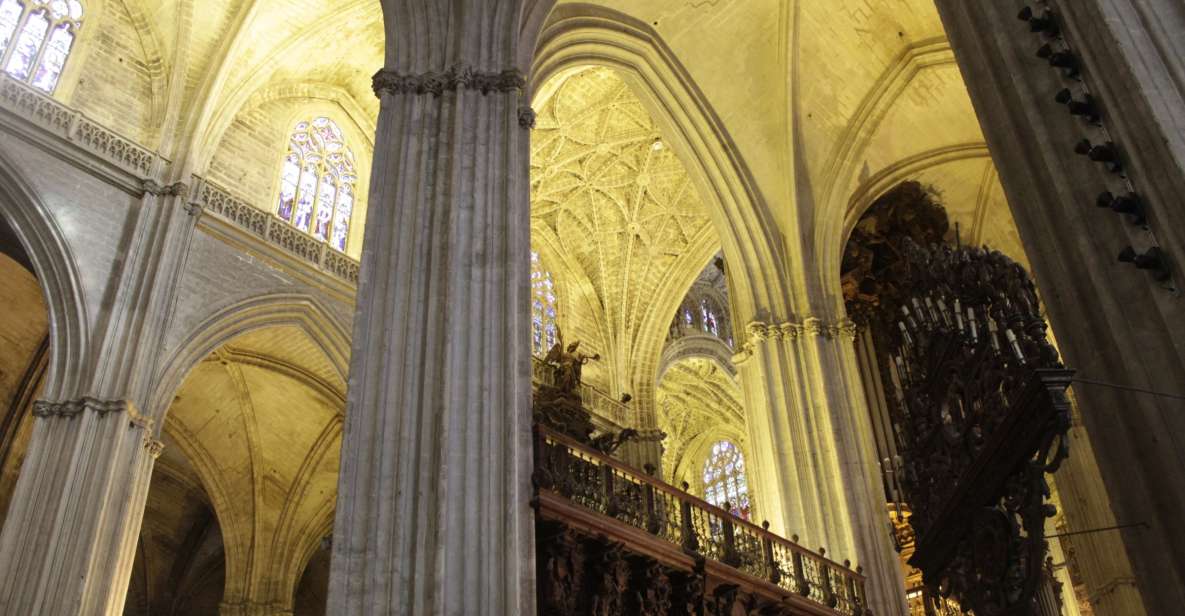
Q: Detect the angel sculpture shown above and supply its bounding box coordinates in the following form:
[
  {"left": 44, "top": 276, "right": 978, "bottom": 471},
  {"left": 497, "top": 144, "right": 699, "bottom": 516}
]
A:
[{"left": 542, "top": 328, "right": 600, "bottom": 396}]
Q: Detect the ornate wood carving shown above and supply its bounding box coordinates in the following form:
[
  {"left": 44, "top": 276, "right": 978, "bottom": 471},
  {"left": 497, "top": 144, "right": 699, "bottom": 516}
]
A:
[
  {"left": 630, "top": 558, "right": 674, "bottom": 616},
  {"left": 534, "top": 426, "right": 871, "bottom": 615},
  {"left": 590, "top": 540, "right": 631, "bottom": 616},
  {"left": 538, "top": 519, "right": 586, "bottom": 616},
  {"left": 844, "top": 183, "right": 1072, "bottom": 615}
]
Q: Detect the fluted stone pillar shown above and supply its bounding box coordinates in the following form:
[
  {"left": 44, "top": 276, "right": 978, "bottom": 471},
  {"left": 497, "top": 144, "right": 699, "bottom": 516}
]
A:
[
  {"left": 0, "top": 172, "right": 195, "bottom": 614},
  {"left": 735, "top": 319, "right": 907, "bottom": 616},
  {"left": 932, "top": 1, "right": 1185, "bottom": 612},
  {"left": 326, "top": 2, "right": 552, "bottom": 614},
  {"left": 0, "top": 399, "right": 160, "bottom": 614}
]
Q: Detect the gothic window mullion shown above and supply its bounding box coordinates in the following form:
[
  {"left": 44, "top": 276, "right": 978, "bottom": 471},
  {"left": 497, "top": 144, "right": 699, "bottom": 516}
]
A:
[
  {"left": 274, "top": 116, "right": 357, "bottom": 250},
  {"left": 1, "top": 1, "right": 83, "bottom": 93},
  {"left": 0, "top": 0, "right": 30, "bottom": 66}
]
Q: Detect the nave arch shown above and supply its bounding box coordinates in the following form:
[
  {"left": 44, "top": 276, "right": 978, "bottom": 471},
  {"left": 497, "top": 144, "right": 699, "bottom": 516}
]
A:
[
  {"left": 147, "top": 293, "right": 350, "bottom": 424},
  {"left": 131, "top": 319, "right": 346, "bottom": 615},
  {"left": 0, "top": 147, "right": 89, "bottom": 402},
  {"left": 532, "top": 4, "right": 793, "bottom": 323}
]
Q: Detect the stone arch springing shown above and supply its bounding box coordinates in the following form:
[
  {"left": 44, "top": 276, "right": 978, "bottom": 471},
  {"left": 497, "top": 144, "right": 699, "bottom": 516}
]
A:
[{"left": 0, "top": 144, "right": 89, "bottom": 401}]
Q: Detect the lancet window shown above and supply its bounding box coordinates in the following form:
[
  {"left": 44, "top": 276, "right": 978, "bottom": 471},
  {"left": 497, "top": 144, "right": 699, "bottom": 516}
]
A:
[
  {"left": 531, "top": 251, "right": 558, "bottom": 357},
  {"left": 275, "top": 116, "right": 358, "bottom": 252},
  {"left": 703, "top": 440, "right": 751, "bottom": 520},
  {"left": 0, "top": 0, "right": 83, "bottom": 93}
]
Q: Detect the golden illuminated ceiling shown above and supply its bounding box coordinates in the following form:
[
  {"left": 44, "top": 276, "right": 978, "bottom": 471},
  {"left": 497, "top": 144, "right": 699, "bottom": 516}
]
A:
[
  {"left": 656, "top": 357, "right": 744, "bottom": 488},
  {"left": 531, "top": 67, "right": 719, "bottom": 397},
  {"left": 161, "top": 326, "right": 342, "bottom": 610}
]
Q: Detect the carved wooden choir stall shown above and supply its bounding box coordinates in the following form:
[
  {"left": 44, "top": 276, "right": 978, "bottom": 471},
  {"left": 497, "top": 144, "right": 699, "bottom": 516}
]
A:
[{"left": 531, "top": 335, "right": 870, "bottom": 616}]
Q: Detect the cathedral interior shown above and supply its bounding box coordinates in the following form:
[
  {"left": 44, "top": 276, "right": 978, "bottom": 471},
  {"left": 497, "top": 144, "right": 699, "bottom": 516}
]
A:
[{"left": 0, "top": 1, "right": 1182, "bottom": 615}]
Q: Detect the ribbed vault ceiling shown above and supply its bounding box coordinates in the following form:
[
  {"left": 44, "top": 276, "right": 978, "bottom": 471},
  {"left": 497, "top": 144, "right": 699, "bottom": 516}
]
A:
[
  {"left": 656, "top": 357, "right": 744, "bottom": 487},
  {"left": 531, "top": 67, "right": 719, "bottom": 397}
]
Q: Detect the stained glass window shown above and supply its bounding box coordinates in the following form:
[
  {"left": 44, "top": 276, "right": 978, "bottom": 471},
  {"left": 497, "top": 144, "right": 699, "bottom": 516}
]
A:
[
  {"left": 274, "top": 117, "right": 358, "bottom": 252},
  {"left": 703, "top": 440, "right": 751, "bottom": 521},
  {"left": 1, "top": 0, "right": 83, "bottom": 94},
  {"left": 701, "top": 299, "right": 719, "bottom": 336},
  {"left": 531, "top": 251, "right": 558, "bottom": 357}
]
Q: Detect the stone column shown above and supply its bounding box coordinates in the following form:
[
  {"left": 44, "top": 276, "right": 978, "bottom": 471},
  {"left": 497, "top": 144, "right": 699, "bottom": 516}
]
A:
[
  {"left": 735, "top": 319, "right": 907, "bottom": 616},
  {"left": 0, "top": 174, "right": 195, "bottom": 613},
  {"left": 931, "top": 1, "right": 1185, "bottom": 612},
  {"left": 0, "top": 399, "right": 160, "bottom": 614},
  {"left": 326, "top": 2, "right": 552, "bottom": 614}
]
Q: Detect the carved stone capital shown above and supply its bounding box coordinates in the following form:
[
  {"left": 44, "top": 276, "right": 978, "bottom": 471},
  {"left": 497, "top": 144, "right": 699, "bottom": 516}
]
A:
[
  {"left": 33, "top": 397, "right": 155, "bottom": 432},
  {"left": 33, "top": 397, "right": 129, "bottom": 419},
  {"left": 144, "top": 438, "right": 165, "bottom": 459},
  {"left": 806, "top": 317, "right": 859, "bottom": 341},
  {"left": 372, "top": 65, "right": 526, "bottom": 98},
  {"left": 141, "top": 179, "right": 189, "bottom": 198}
]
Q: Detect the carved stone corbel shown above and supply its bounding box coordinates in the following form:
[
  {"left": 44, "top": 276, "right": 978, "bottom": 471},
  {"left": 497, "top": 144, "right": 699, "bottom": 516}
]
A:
[
  {"left": 140, "top": 178, "right": 189, "bottom": 198},
  {"left": 518, "top": 106, "right": 537, "bottom": 129}
]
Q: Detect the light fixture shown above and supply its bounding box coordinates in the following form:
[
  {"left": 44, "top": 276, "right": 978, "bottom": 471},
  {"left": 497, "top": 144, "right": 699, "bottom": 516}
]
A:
[
  {"left": 1096, "top": 191, "right": 1146, "bottom": 225},
  {"left": 1118, "top": 246, "right": 1170, "bottom": 281},
  {"left": 1055, "top": 88, "right": 1100, "bottom": 123},
  {"left": 1037, "top": 44, "right": 1079, "bottom": 77},
  {"left": 1017, "top": 6, "right": 1059, "bottom": 36},
  {"left": 1075, "top": 139, "right": 1122, "bottom": 173}
]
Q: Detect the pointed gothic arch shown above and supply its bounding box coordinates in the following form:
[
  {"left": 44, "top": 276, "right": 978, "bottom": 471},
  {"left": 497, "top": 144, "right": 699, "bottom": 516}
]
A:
[
  {"left": 147, "top": 294, "right": 350, "bottom": 424},
  {"left": 0, "top": 144, "right": 89, "bottom": 401}
]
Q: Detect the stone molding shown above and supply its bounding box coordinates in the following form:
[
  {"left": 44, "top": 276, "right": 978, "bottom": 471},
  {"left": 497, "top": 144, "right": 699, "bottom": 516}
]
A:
[
  {"left": 733, "top": 317, "right": 859, "bottom": 364},
  {"left": 32, "top": 397, "right": 130, "bottom": 419},
  {"left": 32, "top": 396, "right": 155, "bottom": 430},
  {"left": 33, "top": 397, "right": 164, "bottom": 457},
  {"left": 0, "top": 73, "right": 161, "bottom": 178},
  {"left": 193, "top": 178, "right": 361, "bottom": 286},
  {"left": 372, "top": 65, "right": 526, "bottom": 98}
]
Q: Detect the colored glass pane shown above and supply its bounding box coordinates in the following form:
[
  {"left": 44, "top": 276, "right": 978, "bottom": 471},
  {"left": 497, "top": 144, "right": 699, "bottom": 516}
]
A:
[
  {"left": 31, "top": 23, "right": 71, "bottom": 92},
  {"left": 531, "top": 251, "right": 559, "bottom": 356},
  {"left": 313, "top": 175, "right": 336, "bottom": 240},
  {"left": 0, "top": 1, "right": 82, "bottom": 91},
  {"left": 0, "top": 0, "right": 22, "bottom": 57},
  {"left": 5, "top": 9, "right": 49, "bottom": 81},
  {"left": 331, "top": 185, "right": 353, "bottom": 252},
  {"left": 293, "top": 163, "right": 317, "bottom": 231},
  {"left": 274, "top": 116, "right": 358, "bottom": 249},
  {"left": 703, "top": 440, "right": 751, "bottom": 521}
]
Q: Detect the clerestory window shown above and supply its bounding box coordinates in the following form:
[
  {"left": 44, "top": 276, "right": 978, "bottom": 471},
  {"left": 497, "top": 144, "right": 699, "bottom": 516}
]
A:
[
  {"left": 531, "top": 250, "right": 558, "bottom": 357},
  {"left": 275, "top": 116, "right": 358, "bottom": 252},
  {"left": 0, "top": 0, "right": 83, "bottom": 94}
]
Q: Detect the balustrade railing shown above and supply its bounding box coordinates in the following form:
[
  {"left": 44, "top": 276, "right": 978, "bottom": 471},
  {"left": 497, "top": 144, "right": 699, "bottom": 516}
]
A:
[
  {"left": 0, "top": 73, "right": 162, "bottom": 176},
  {"left": 0, "top": 75, "right": 361, "bottom": 288},
  {"left": 530, "top": 356, "right": 633, "bottom": 427},
  {"left": 533, "top": 424, "right": 869, "bottom": 615},
  {"left": 195, "top": 179, "right": 361, "bottom": 285}
]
